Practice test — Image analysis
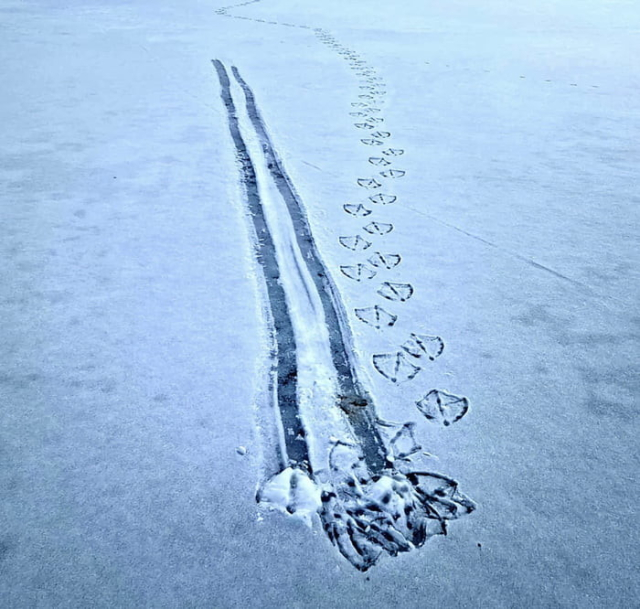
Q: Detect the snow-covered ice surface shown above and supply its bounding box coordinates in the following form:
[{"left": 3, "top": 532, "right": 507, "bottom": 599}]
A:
[{"left": 1, "top": 0, "right": 639, "bottom": 605}]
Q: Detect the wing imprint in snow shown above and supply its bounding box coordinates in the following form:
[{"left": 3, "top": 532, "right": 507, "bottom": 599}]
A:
[
  {"left": 339, "top": 235, "right": 372, "bottom": 251},
  {"left": 363, "top": 222, "right": 393, "bottom": 235},
  {"left": 373, "top": 352, "right": 421, "bottom": 383},
  {"left": 354, "top": 305, "right": 397, "bottom": 329},
  {"left": 416, "top": 390, "right": 469, "bottom": 426},
  {"left": 343, "top": 203, "right": 372, "bottom": 217},
  {"left": 340, "top": 264, "right": 377, "bottom": 282},
  {"left": 402, "top": 334, "right": 445, "bottom": 361},
  {"left": 319, "top": 468, "right": 475, "bottom": 572},
  {"left": 378, "top": 282, "right": 414, "bottom": 302}
]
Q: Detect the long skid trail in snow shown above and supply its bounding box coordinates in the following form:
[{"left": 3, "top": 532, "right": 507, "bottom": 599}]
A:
[
  {"left": 214, "top": 59, "right": 387, "bottom": 472},
  {"left": 230, "top": 66, "right": 388, "bottom": 472},
  {"left": 213, "top": 58, "right": 475, "bottom": 573},
  {"left": 212, "top": 59, "right": 309, "bottom": 469}
]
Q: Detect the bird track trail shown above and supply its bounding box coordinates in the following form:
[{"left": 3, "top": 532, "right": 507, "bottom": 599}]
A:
[{"left": 212, "top": 1, "right": 474, "bottom": 571}]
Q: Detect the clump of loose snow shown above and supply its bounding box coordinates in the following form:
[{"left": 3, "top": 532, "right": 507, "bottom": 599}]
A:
[{"left": 257, "top": 467, "right": 322, "bottom": 527}]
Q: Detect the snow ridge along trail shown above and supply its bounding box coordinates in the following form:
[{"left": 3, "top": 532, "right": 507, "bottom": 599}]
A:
[{"left": 214, "top": 58, "right": 475, "bottom": 571}]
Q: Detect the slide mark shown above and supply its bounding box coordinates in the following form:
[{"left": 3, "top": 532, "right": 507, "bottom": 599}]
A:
[
  {"left": 212, "top": 59, "right": 308, "bottom": 468},
  {"left": 213, "top": 4, "right": 476, "bottom": 572},
  {"left": 229, "top": 64, "right": 389, "bottom": 473}
]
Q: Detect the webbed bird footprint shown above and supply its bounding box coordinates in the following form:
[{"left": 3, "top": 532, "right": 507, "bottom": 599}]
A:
[
  {"left": 343, "top": 203, "right": 372, "bottom": 217},
  {"left": 368, "top": 252, "right": 401, "bottom": 269},
  {"left": 405, "top": 471, "right": 476, "bottom": 519},
  {"left": 361, "top": 139, "right": 383, "bottom": 146},
  {"left": 369, "top": 193, "right": 397, "bottom": 205},
  {"left": 371, "top": 131, "right": 391, "bottom": 139},
  {"left": 416, "top": 390, "right": 469, "bottom": 426},
  {"left": 378, "top": 282, "right": 413, "bottom": 302},
  {"left": 383, "top": 148, "right": 404, "bottom": 156},
  {"left": 390, "top": 423, "right": 422, "bottom": 460},
  {"left": 357, "top": 178, "right": 382, "bottom": 189},
  {"left": 380, "top": 169, "right": 406, "bottom": 179},
  {"left": 355, "top": 122, "right": 375, "bottom": 130},
  {"left": 354, "top": 305, "right": 397, "bottom": 329},
  {"left": 339, "top": 235, "right": 371, "bottom": 251},
  {"left": 402, "top": 333, "right": 444, "bottom": 361},
  {"left": 340, "top": 264, "right": 377, "bottom": 282},
  {"left": 363, "top": 222, "right": 393, "bottom": 235},
  {"left": 373, "top": 352, "right": 421, "bottom": 383}
]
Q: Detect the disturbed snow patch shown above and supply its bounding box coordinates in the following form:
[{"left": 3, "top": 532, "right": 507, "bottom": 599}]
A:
[{"left": 258, "top": 442, "right": 475, "bottom": 572}]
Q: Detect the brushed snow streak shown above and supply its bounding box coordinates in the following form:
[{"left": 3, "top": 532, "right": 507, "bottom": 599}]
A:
[
  {"left": 230, "top": 66, "right": 387, "bottom": 472},
  {"left": 212, "top": 59, "right": 310, "bottom": 470}
]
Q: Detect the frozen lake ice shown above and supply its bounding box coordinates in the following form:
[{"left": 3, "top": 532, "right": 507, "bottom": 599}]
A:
[{"left": 1, "top": 0, "right": 638, "bottom": 606}]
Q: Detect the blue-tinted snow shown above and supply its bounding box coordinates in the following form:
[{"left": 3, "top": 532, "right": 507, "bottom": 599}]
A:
[{"left": 1, "top": 0, "right": 638, "bottom": 606}]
